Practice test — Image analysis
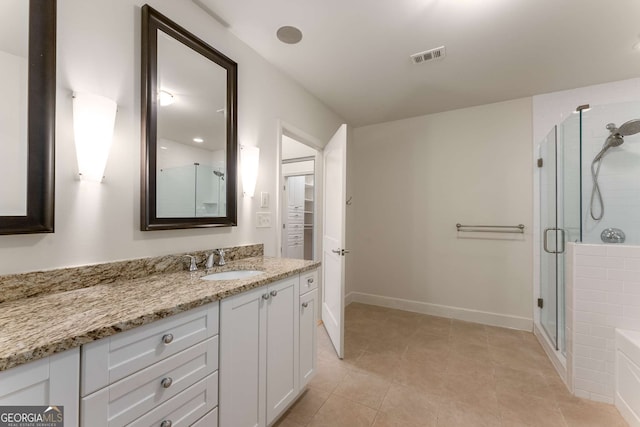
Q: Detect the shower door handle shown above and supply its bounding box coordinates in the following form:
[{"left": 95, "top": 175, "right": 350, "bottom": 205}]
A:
[{"left": 543, "top": 228, "right": 566, "bottom": 254}]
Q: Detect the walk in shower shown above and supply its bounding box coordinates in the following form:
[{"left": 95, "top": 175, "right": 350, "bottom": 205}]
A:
[{"left": 538, "top": 101, "right": 640, "bottom": 354}]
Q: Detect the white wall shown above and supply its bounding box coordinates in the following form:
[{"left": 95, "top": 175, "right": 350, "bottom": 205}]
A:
[
  {"left": 348, "top": 98, "right": 534, "bottom": 329},
  {"left": 0, "top": 0, "right": 343, "bottom": 275}
]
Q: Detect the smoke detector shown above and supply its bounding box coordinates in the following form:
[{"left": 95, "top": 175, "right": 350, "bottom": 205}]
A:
[{"left": 410, "top": 46, "right": 446, "bottom": 65}]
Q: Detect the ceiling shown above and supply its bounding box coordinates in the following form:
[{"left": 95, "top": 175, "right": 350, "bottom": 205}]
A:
[{"left": 195, "top": 0, "right": 640, "bottom": 127}]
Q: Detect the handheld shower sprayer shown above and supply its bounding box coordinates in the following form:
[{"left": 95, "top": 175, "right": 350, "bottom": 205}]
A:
[{"left": 590, "top": 118, "right": 640, "bottom": 220}]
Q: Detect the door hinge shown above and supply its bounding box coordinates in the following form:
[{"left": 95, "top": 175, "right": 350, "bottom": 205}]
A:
[
  {"left": 537, "top": 158, "right": 543, "bottom": 168},
  {"left": 537, "top": 298, "right": 544, "bottom": 308}
]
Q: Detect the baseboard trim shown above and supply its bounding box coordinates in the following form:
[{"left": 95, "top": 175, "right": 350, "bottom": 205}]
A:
[{"left": 346, "top": 291, "right": 532, "bottom": 331}]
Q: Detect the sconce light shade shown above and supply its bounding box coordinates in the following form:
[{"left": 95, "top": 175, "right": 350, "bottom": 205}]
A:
[
  {"left": 240, "top": 145, "right": 260, "bottom": 197},
  {"left": 72, "top": 92, "right": 117, "bottom": 182}
]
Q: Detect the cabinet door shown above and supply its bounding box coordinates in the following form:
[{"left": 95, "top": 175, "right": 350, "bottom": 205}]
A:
[
  {"left": 266, "top": 277, "right": 300, "bottom": 425},
  {"left": 0, "top": 348, "right": 79, "bottom": 427},
  {"left": 219, "top": 286, "right": 267, "bottom": 427},
  {"left": 299, "top": 288, "right": 318, "bottom": 389}
]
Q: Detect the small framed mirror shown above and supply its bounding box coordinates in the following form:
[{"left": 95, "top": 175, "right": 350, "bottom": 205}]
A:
[
  {"left": 141, "top": 5, "right": 237, "bottom": 230},
  {"left": 0, "top": 0, "right": 56, "bottom": 235}
]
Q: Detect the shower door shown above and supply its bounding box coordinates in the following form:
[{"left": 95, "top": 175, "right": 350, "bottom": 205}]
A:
[
  {"left": 540, "top": 126, "right": 560, "bottom": 350},
  {"left": 539, "top": 117, "right": 581, "bottom": 354}
]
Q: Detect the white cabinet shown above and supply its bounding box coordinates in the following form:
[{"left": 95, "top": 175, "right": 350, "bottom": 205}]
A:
[
  {"left": 0, "top": 348, "right": 80, "bottom": 427},
  {"left": 81, "top": 302, "right": 219, "bottom": 427},
  {"left": 219, "top": 275, "right": 301, "bottom": 427},
  {"left": 299, "top": 269, "right": 318, "bottom": 389}
]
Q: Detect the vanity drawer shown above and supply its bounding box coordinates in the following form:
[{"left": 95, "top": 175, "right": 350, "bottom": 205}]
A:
[
  {"left": 300, "top": 269, "right": 318, "bottom": 293},
  {"left": 82, "top": 302, "right": 218, "bottom": 396},
  {"left": 128, "top": 374, "right": 218, "bottom": 427},
  {"left": 81, "top": 336, "right": 218, "bottom": 427}
]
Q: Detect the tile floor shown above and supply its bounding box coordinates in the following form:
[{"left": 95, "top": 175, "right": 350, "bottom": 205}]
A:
[{"left": 275, "top": 303, "right": 628, "bottom": 427}]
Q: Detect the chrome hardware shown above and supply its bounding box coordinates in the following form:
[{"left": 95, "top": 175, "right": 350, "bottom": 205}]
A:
[
  {"left": 160, "top": 421, "right": 172, "bottom": 427},
  {"left": 543, "top": 228, "right": 566, "bottom": 254},
  {"left": 270, "top": 290, "right": 278, "bottom": 297},
  {"left": 456, "top": 223, "right": 525, "bottom": 234},
  {"left": 205, "top": 252, "right": 215, "bottom": 269},
  {"left": 307, "top": 278, "right": 314, "bottom": 284},
  {"left": 601, "top": 228, "right": 626, "bottom": 244},
  {"left": 217, "top": 249, "right": 226, "bottom": 266},
  {"left": 262, "top": 293, "right": 270, "bottom": 300},
  {"left": 184, "top": 255, "right": 198, "bottom": 272},
  {"left": 161, "top": 377, "right": 173, "bottom": 388},
  {"left": 331, "top": 249, "right": 341, "bottom": 254},
  {"left": 302, "top": 302, "right": 309, "bottom": 308},
  {"left": 162, "top": 334, "right": 174, "bottom": 344}
]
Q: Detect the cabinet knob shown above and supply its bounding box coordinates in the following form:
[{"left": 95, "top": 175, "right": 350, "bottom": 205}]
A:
[
  {"left": 302, "top": 302, "right": 309, "bottom": 308},
  {"left": 160, "top": 421, "right": 172, "bottom": 427},
  {"left": 161, "top": 377, "right": 173, "bottom": 388},
  {"left": 270, "top": 290, "right": 278, "bottom": 297},
  {"left": 162, "top": 334, "right": 174, "bottom": 344},
  {"left": 307, "top": 278, "right": 314, "bottom": 284},
  {"left": 262, "top": 293, "right": 270, "bottom": 300}
]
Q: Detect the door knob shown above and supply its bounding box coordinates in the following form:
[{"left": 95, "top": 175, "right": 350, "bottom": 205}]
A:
[
  {"left": 262, "top": 293, "right": 270, "bottom": 300},
  {"left": 270, "top": 290, "right": 278, "bottom": 297},
  {"left": 162, "top": 334, "right": 174, "bottom": 344},
  {"left": 161, "top": 377, "right": 173, "bottom": 388},
  {"left": 302, "top": 302, "right": 309, "bottom": 308}
]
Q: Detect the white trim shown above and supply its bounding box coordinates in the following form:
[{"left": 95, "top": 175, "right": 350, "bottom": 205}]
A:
[
  {"left": 345, "top": 291, "right": 355, "bottom": 306},
  {"left": 347, "top": 291, "right": 533, "bottom": 331}
]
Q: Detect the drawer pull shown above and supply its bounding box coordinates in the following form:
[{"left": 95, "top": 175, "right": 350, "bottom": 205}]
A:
[
  {"left": 307, "top": 278, "right": 314, "bottom": 284},
  {"left": 160, "top": 421, "right": 172, "bottom": 427},
  {"left": 162, "top": 334, "right": 174, "bottom": 344},
  {"left": 262, "top": 293, "right": 270, "bottom": 300},
  {"left": 270, "top": 290, "right": 278, "bottom": 297},
  {"left": 161, "top": 377, "right": 173, "bottom": 388},
  {"left": 302, "top": 302, "right": 309, "bottom": 308}
]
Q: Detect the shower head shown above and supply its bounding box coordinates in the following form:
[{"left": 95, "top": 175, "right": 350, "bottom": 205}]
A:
[
  {"left": 213, "top": 170, "right": 225, "bottom": 180},
  {"left": 618, "top": 118, "right": 640, "bottom": 136},
  {"left": 593, "top": 119, "right": 639, "bottom": 162}
]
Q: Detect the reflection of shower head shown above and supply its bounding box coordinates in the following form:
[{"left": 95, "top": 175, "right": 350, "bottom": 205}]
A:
[
  {"left": 213, "top": 170, "right": 225, "bottom": 180},
  {"left": 593, "top": 119, "right": 640, "bottom": 162}
]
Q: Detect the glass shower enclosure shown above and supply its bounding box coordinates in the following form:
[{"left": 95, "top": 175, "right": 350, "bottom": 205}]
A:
[{"left": 538, "top": 101, "right": 640, "bottom": 354}]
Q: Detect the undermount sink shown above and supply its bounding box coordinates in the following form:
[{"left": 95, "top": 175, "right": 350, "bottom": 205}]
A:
[{"left": 200, "top": 270, "right": 264, "bottom": 281}]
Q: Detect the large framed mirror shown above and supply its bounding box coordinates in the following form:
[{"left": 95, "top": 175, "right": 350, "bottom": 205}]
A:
[
  {"left": 0, "top": 0, "right": 56, "bottom": 235},
  {"left": 141, "top": 5, "right": 237, "bottom": 230}
]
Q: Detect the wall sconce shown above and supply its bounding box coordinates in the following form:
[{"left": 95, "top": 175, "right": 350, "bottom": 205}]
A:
[
  {"left": 240, "top": 145, "right": 260, "bottom": 197},
  {"left": 72, "top": 92, "right": 117, "bottom": 182}
]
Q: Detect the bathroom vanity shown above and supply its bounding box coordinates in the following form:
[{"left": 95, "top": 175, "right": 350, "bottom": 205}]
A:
[{"left": 0, "top": 245, "right": 319, "bottom": 427}]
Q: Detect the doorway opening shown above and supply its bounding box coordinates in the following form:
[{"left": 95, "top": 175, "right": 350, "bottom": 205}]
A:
[{"left": 281, "top": 135, "right": 317, "bottom": 260}]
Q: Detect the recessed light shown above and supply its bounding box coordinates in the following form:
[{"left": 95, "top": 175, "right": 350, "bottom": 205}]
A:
[
  {"left": 193, "top": 137, "right": 204, "bottom": 143},
  {"left": 277, "top": 26, "right": 303, "bottom": 44},
  {"left": 159, "top": 90, "right": 174, "bottom": 106}
]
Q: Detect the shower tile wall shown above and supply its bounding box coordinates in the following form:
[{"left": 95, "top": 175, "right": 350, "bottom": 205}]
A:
[
  {"left": 581, "top": 102, "right": 640, "bottom": 245},
  {"left": 566, "top": 243, "right": 640, "bottom": 403}
]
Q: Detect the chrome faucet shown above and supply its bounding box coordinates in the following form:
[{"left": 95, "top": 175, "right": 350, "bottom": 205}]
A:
[
  {"left": 184, "top": 255, "right": 198, "bottom": 272},
  {"left": 205, "top": 252, "right": 215, "bottom": 269},
  {"left": 217, "top": 249, "right": 226, "bottom": 266}
]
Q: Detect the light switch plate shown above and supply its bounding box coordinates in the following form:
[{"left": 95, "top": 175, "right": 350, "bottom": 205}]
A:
[
  {"left": 260, "top": 192, "right": 269, "bottom": 208},
  {"left": 256, "top": 212, "right": 271, "bottom": 228}
]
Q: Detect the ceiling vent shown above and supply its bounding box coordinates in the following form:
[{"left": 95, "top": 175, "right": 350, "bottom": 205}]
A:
[{"left": 410, "top": 46, "right": 446, "bottom": 65}]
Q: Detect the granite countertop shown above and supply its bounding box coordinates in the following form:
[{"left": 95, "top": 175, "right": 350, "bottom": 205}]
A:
[{"left": 0, "top": 256, "right": 320, "bottom": 372}]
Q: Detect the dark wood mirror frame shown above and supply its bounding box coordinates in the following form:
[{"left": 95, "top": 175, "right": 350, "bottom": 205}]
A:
[
  {"left": 0, "top": 0, "right": 56, "bottom": 235},
  {"left": 141, "top": 5, "right": 238, "bottom": 231}
]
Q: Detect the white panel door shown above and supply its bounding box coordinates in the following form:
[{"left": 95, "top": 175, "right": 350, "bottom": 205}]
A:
[
  {"left": 219, "top": 286, "right": 267, "bottom": 427},
  {"left": 322, "top": 124, "right": 347, "bottom": 358},
  {"left": 266, "top": 277, "right": 299, "bottom": 424}
]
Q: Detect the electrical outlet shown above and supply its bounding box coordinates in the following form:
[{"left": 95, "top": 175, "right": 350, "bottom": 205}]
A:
[
  {"left": 256, "top": 212, "right": 271, "bottom": 228},
  {"left": 260, "top": 192, "right": 269, "bottom": 208}
]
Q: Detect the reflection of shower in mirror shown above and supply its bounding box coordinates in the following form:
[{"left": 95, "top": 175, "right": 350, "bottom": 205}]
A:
[{"left": 213, "top": 170, "right": 225, "bottom": 181}]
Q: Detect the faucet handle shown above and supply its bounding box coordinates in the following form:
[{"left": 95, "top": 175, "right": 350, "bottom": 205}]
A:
[
  {"left": 216, "top": 249, "right": 226, "bottom": 266},
  {"left": 184, "top": 255, "right": 198, "bottom": 272},
  {"left": 205, "top": 252, "right": 215, "bottom": 269}
]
